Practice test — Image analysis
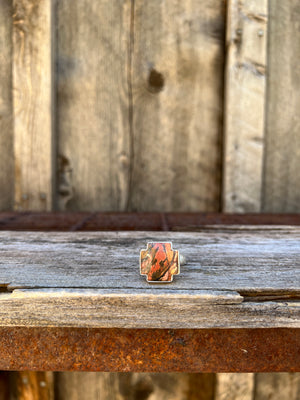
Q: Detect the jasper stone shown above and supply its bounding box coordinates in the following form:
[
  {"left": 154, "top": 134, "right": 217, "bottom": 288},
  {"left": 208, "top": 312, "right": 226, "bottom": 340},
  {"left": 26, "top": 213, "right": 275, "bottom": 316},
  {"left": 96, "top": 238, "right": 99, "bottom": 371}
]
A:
[{"left": 140, "top": 242, "right": 179, "bottom": 282}]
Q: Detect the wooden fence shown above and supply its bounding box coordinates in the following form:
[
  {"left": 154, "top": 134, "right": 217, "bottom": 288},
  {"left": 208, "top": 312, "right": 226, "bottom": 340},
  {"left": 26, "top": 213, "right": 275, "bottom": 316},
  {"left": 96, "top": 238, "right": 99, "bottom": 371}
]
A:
[{"left": 0, "top": 0, "right": 299, "bottom": 399}]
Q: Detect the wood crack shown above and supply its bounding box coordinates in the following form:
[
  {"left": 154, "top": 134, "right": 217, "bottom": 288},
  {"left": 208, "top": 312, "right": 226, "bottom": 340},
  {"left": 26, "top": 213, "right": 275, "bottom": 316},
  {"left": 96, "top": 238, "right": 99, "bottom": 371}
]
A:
[{"left": 0, "top": 284, "right": 11, "bottom": 293}]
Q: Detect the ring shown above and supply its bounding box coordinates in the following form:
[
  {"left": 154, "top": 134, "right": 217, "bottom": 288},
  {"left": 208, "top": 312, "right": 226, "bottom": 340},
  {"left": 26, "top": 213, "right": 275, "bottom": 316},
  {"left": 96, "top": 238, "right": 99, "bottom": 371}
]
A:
[{"left": 140, "top": 242, "right": 185, "bottom": 283}]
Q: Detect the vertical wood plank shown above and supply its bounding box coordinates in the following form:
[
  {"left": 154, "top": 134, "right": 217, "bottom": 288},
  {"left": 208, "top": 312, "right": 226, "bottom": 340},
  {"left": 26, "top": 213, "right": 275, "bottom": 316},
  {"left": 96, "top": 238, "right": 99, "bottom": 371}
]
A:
[
  {"left": 215, "top": 374, "right": 254, "bottom": 400},
  {"left": 57, "top": 0, "right": 131, "bottom": 211},
  {"left": 254, "top": 374, "right": 300, "bottom": 400},
  {"left": 130, "top": 0, "right": 225, "bottom": 211},
  {"left": 223, "top": 0, "right": 268, "bottom": 212},
  {"left": 13, "top": 0, "right": 55, "bottom": 211},
  {"left": 11, "top": 372, "right": 54, "bottom": 400},
  {"left": 0, "top": 0, "right": 14, "bottom": 210},
  {"left": 262, "top": 0, "right": 300, "bottom": 212}
]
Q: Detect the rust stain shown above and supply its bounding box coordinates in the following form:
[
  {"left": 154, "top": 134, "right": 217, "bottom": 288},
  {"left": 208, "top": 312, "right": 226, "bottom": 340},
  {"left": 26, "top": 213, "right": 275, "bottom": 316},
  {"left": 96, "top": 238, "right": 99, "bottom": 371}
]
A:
[{"left": 0, "top": 328, "right": 299, "bottom": 372}]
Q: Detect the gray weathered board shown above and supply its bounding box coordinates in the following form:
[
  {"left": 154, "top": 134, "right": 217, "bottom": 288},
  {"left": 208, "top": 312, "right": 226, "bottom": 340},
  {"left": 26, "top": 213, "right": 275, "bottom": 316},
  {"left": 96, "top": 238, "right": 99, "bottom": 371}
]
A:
[{"left": 0, "top": 227, "right": 299, "bottom": 329}]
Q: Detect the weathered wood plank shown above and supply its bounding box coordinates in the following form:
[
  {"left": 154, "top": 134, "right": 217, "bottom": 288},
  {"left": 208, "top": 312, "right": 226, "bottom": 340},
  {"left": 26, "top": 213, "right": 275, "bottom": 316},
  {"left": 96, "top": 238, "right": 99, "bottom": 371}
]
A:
[
  {"left": 0, "top": 288, "right": 299, "bottom": 329},
  {"left": 0, "top": 229, "right": 298, "bottom": 293},
  {"left": 129, "top": 0, "right": 224, "bottom": 211},
  {"left": 13, "top": 0, "right": 54, "bottom": 211},
  {"left": 223, "top": 0, "right": 268, "bottom": 212},
  {"left": 263, "top": 0, "right": 300, "bottom": 212},
  {"left": 0, "top": 0, "right": 14, "bottom": 210},
  {"left": 56, "top": 0, "right": 130, "bottom": 211}
]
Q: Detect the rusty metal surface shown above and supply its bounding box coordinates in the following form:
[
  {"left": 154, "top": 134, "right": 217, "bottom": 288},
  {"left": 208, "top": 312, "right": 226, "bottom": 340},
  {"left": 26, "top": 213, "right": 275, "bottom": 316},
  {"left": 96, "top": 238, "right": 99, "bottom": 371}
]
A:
[
  {"left": 0, "top": 328, "right": 299, "bottom": 372},
  {"left": 0, "top": 212, "right": 299, "bottom": 231}
]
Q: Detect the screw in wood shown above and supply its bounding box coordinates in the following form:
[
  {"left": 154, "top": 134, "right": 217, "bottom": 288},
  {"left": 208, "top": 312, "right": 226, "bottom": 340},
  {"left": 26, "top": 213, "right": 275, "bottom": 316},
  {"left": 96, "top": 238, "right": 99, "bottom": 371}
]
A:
[{"left": 257, "top": 29, "right": 264, "bottom": 37}]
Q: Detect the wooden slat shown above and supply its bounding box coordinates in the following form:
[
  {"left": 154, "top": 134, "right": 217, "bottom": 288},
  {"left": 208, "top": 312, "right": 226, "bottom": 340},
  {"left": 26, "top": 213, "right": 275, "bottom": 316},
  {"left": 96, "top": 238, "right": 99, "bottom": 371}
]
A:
[
  {"left": 0, "top": 0, "right": 14, "bottom": 210},
  {"left": 56, "top": 0, "right": 130, "bottom": 211},
  {"left": 223, "top": 0, "right": 268, "bottom": 212},
  {"left": 0, "top": 229, "right": 298, "bottom": 293},
  {"left": 1, "top": 288, "right": 299, "bottom": 329},
  {"left": 262, "top": 0, "right": 300, "bottom": 212},
  {"left": 13, "top": 0, "right": 54, "bottom": 211},
  {"left": 129, "top": 0, "right": 224, "bottom": 212}
]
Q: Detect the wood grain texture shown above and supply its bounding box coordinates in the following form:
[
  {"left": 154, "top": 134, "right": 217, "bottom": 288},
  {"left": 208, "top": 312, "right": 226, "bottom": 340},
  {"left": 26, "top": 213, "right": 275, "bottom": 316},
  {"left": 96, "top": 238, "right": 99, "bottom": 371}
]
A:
[
  {"left": 223, "top": 0, "right": 268, "bottom": 212},
  {"left": 263, "top": 0, "right": 300, "bottom": 212},
  {"left": 56, "top": 0, "right": 131, "bottom": 211},
  {"left": 129, "top": 0, "right": 224, "bottom": 212},
  {"left": 13, "top": 0, "right": 54, "bottom": 211},
  {"left": 0, "top": 229, "right": 299, "bottom": 329},
  {"left": 0, "top": 229, "right": 298, "bottom": 293},
  {"left": 57, "top": 0, "right": 224, "bottom": 213},
  {"left": 215, "top": 373, "right": 254, "bottom": 400},
  {"left": 1, "top": 288, "right": 299, "bottom": 329},
  {"left": 0, "top": 0, "right": 14, "bottom": 211},
  {"left": 254, "top": 373, "right": 300, "bottom": 400}
]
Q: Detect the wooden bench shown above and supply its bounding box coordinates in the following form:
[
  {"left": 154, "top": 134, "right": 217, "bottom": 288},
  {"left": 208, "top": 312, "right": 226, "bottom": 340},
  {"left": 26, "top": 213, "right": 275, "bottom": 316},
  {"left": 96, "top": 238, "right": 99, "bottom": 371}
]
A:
[{"left": 0, "top": 214, "right": 299, "bottom": 372}]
